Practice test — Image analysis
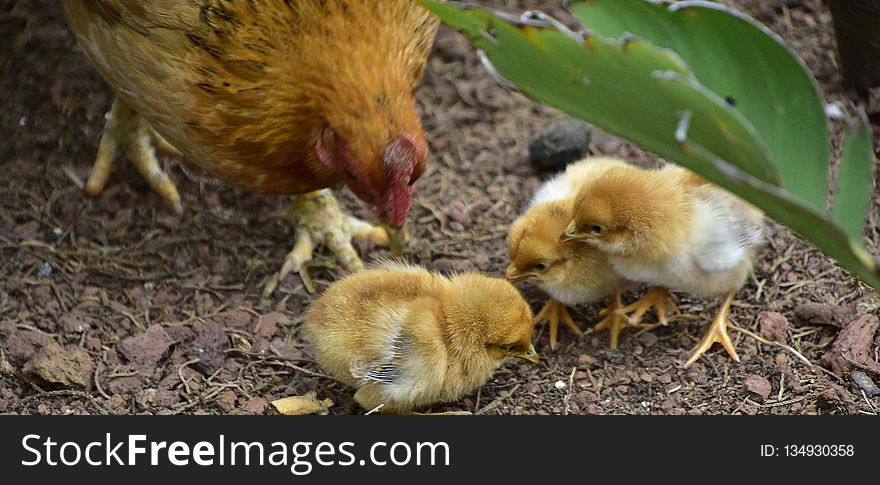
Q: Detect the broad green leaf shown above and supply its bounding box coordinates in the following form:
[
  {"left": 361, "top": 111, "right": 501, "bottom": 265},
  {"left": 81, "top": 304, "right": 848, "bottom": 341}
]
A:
[
  {"left": 833, "top": 110, "right": 875, "bottom": 241},
  {"left": 569, "top": 0, "right": 830, "bottom": 209},
  {"left": 736, "top": 175, "right": 879, "bottom": 290},
  {"left": 422, "top": 1, "right": 880, "bottom": 290},
  {"left": 420, "top": 1, "right": 780, "bottom": 187}
]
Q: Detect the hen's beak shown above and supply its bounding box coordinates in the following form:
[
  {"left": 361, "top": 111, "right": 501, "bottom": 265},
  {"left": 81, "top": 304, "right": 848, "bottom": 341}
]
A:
[
  {"left": 381, "top": 222, "right": 407, "bottom": 256},
  {"left": 511, "top": 343, "right": 539, "bottom": 363},
  {"left": 505, "top": 264, "right": 532, "bottom": 282},
  {"left": 560, "top": 220, "right": 589, "bottom": 242}
]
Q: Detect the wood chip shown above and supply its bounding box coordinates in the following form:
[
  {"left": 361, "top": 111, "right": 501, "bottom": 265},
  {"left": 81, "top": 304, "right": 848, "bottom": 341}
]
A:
[{"left": 271, "top": 391, "right": 334, "bottom": 415}]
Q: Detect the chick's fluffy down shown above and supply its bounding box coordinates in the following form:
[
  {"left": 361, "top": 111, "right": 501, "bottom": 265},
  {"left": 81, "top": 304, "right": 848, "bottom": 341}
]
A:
[{"left": 305, "top": 263, "right": 535, "bottom": 413}]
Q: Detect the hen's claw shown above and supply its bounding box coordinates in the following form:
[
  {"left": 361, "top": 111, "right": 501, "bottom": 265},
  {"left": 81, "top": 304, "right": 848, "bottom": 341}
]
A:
[
  {"left": 262, "top": 189, "right": 390, "bottom": 297},
  {"left": 87, "top": 97, "right": 183, "bottom": 215},
  {"left": 590, "top": 292, "right": 657, "bottom": 349},
  {"left": 684, "top": 292, "right": 740, "bottom": 368},
  {"left": 533, "top": 299, "right": 581, "bottom": 350}
]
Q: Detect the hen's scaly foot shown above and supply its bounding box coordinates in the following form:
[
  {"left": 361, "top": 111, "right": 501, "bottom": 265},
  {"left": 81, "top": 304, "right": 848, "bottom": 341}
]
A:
[
  {"left": 87, "top": 97, "right": 183, "bottom": 214},
  {"left": 684, "top": 292, "right": 741, "bottom": 368},
  {"left": 590, "top": 292, "right": 657, "bottom": 349},
  {"left": 533, "top": 299, "right": 581, "bottom": 350},
  {"left": 262, "top": 189, "right": 390, "bottom": 297},
  {"left": 620, "top": 286, "right": 678, "bottom": 325}
]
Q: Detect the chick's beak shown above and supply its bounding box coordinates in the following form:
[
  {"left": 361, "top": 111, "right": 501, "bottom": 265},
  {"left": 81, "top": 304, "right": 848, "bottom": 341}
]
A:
[
  {"left": 511, "top": 343, "right": 539, "bottom": 363},
  {"left": 505, "top": 264, "right": 530, "bottom": 282},
  {"left": 560, "top": 220, "right": 588, "bottom": 242}
]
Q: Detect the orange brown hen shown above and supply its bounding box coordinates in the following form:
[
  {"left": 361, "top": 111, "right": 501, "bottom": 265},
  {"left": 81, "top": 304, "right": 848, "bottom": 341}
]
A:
[{"left": 61, "top": 0, "right": 439, "bottom": 294}]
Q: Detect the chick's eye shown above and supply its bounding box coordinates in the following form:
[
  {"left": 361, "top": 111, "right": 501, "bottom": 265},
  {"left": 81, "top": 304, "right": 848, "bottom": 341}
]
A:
[
  {"left": 494, "top": 344, "right": 514, "bottom": 354},
  {"left": 534, "top": 262, "right": 548, "bottom": 271},
  {"left": 591, "top": 225, "right": 605, "bottom": 234}
]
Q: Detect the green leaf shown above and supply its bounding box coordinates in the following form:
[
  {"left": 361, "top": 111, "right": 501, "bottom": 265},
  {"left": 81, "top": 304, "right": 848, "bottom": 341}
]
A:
[
  {"left": 420, "top": 1, "right": 780, "bottom": 187},
  {"left": 833, "top": 110, "right": 875, "bottom": 241},
  {"left": 741, "top": 180, "right": 879, "bottom": 290},
  {"left": 569, "top": 0, "right": 830, "bottom": 210},
  {"left": 422, "top": 0, "right": 880, "bottom": 290}
]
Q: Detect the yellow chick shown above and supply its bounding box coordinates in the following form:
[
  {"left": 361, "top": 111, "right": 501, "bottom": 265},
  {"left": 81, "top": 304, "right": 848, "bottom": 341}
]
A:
[
  {"left": 565, "top": 163, "right": 765, "bottom": 367},
  {"left": 507, "top": 157, "right": 652, "bottom": 350},
  {"left": 304, "top": 263, "right": 538, "bottom": 413}
]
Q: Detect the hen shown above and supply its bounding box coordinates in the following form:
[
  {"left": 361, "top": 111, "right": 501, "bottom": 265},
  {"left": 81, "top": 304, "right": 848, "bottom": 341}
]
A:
[{"left": 61, "top": 0, "right": 439, "bottom": 294}]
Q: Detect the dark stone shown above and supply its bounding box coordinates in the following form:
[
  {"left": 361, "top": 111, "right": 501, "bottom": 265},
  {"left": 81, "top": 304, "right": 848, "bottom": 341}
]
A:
[{"left": 528, "top": 115, "right": 592, "bottom": 172}]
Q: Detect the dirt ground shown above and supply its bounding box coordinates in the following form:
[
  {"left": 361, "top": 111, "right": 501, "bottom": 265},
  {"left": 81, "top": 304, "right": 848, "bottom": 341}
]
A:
[{"left": 2, "top": 0, "right": 879, "bottom": 416}]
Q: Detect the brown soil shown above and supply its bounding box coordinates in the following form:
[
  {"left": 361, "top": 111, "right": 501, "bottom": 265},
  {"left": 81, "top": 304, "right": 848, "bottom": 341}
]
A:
[{"left": 1, "top": 0, "right": 879, "bottom": 416}]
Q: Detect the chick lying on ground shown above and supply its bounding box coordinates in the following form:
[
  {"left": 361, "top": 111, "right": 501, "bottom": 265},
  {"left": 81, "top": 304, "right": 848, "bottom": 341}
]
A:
[
  {"left": 305, "top": 263, "right": 538, "bottom": 413},
  {"left": 565, "top": 163, "right": 765, "bottom": 367},
  {"left": 507, "top": 157, "right": 656, "bottom": 350}
]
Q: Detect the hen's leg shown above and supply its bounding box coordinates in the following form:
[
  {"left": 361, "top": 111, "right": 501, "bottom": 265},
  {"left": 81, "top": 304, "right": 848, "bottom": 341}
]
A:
[
  {"left": 590, "top": 292, "right": 657, "bottom": 349},
  {"left": 87, "top": 97, "right": 182, "bottom": 214},
  {"left": 620, "top": 286, "right": 678, "bottom": 326},
  {"left": 262, "top": 189, "right": 390, "bottom": 297},
  {"left": 684, "top": 292, "right": 740, "bottom": 368},
  {"left": 532, "top": 298, "right": 581, "bottom": 350}
]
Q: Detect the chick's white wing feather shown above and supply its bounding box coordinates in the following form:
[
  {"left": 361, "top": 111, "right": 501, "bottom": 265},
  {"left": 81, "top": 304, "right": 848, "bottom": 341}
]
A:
[
  {"left": 689, "top": 189, "right": 765, "bottom": 273},
  {"left": 348, "top": 302, "right": 446, "bottom": 403},
  {"left": 348, "top": 309, "right": 410, "bottom": 385},
  {"left": 530, "top": 171, "right": 576, "bottom": 206},
  {"left": 530, "top": 157, "right": 630, "bottom": 207}
]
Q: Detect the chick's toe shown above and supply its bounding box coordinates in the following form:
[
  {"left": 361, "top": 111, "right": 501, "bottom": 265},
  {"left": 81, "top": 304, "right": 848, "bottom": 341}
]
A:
[
  {"left": 620, "top": 286, "right": 678, "bottom": 326},
  {"left": 533, "top": 299, "right": 581, "bottom": 350},
  {"left": 684, "top": 292, "right": 741, "bottom": 368},
  {"left": 87, "top": 97, "right": 182, "bottom": 215},
  {"left": 591, "top": 292, "right": 658, "bottom": 349}
]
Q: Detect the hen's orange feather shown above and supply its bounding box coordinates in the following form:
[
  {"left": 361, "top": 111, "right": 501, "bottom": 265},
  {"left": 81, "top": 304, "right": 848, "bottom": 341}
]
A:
[{"left": 62, "top": 0, "right": 438, "bottom": 197}]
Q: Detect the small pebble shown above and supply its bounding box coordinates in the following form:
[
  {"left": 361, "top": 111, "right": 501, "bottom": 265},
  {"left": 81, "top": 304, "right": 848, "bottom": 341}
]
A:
[
  {"left": 793, "top": 302, "right": 837, "bottom": 326},
  {"left": 528, "top": 115, "right": 592, "bottom": 172},
  {"left": 35, "top": 262, "right": 53, "bottom": 278},
  {"left": 743, "top": 374, "right": 772, "bottom": 400},
  {"left": 554, "top": 380, "right": 566, "bottom": 390},
  {"left": 850, "top": 370, "right": 880, "bottom": 397},
  {"left": 636, "top": 331, "right": 659, "bottom": 348},
  {"left": 577, "top": 354, "right": 596, "bottom": 366},
  {"left": 758, "top": 311, "right": 789, "bottom": 344}
]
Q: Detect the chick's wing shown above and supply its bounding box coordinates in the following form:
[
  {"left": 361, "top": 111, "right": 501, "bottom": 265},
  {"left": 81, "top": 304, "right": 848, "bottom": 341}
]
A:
[{"left": 349, "top": 299, "right": 448, "bottom": 394}]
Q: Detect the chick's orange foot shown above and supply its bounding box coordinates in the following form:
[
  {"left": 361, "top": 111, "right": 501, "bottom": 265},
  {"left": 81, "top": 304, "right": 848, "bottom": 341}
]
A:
[
  {"left": 621, "top": 286, "right": 678, "bottom": 326},
  {"left": 684, "top": 292, "right": 741, "bottom": 368},
  {"left": 86, "top": 97, "right": 183, "bottom": 215},
  {"left": 591, "top": 292, "right": 658, "bottom": 349},
  {"left": 262, "top": 189, "right": 391, "bottom": 297},
  {"left": 533, "top": 299, "right": 581, "bottom": 350}
]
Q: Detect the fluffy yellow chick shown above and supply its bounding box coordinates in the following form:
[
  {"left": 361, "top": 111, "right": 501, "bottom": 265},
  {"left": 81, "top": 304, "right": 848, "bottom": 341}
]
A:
[
  {"left": 507, "top": 157, "right": 652, "bottom": 350},
  {"left": 565, "top": 163, "right": 765, "bottom": 367},
  {"left": 305, "top": 263, "right": 538, "bottom": 413}
]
